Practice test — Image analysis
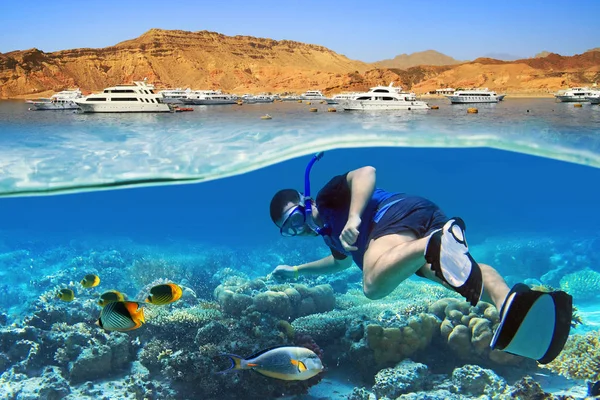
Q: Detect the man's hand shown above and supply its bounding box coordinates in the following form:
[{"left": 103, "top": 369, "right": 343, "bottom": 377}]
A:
[
  {"left": 340, "top": 214, "right": 361, "bottom": 252},
  {"left": 269, "top": 265, "right": 297, "bottom": 280}
]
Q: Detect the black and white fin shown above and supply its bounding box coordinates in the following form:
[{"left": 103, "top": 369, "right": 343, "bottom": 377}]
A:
[
  {"left": 490, "top": 283, "right": 572, "bottom": 364},
  {"left": 425, "top": 217, "right": 483, "bottom": 306}
]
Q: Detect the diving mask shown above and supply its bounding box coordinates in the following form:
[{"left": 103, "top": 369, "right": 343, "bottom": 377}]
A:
[{"left": 279, "top": 151, "right": 330, "bottom": 237}]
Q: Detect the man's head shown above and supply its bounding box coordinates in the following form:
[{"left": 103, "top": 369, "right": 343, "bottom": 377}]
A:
[{"left": 270, "top": 189, "right": 317, "bottom": 237}]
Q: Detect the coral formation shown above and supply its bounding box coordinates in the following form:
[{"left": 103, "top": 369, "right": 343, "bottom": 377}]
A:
[{"left": 543, "top": 330, "right": 600, "bottom": 382}]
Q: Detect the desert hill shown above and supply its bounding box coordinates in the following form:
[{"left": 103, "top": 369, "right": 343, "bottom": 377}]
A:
[
  {"left": 373, "top": 50, "right": 462, "bottom": 69},
  {"left": 0, "top": 29, "right": 598, "bottom": 98}
]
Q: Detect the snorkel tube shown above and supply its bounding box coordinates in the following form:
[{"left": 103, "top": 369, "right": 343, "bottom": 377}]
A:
[{"left": 303, "top": 152, "right": 330, "bottom": 236}]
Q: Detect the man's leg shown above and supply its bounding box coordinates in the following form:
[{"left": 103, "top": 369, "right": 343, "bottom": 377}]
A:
[
  {"left": 418, "top": 263, "right": 510, "bottom": 311},
  {"left": 362, "top": 231, "right": 429, "bottom": 300}
]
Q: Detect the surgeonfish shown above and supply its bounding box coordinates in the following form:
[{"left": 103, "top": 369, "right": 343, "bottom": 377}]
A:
[
  {"left": 96, "top": 301, "right": 145, "bottom": 332},
  {"left": 145, "top": 283, "right": 183, "bottom": 305},
  {"left": 56, "top": 288, "right": 75, "bottom": 302},
  {"left": 98, "top": 290, "right": 125, "bottom": 307},
  {"left": 81, "top": 274, "right": 100, "bottom": 288},
  {"left": 218, "top": 346, "right": 323, "bottom": 381}
]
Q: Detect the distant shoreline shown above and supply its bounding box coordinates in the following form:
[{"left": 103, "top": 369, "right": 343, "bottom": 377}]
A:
[{"left": 3, "top": 92, "right": 558, "bottom": 101}]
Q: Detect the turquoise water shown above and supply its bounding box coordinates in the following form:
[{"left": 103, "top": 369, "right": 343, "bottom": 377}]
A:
[{"left": 0, "top": 98, "right": 599, "bottom": 399}]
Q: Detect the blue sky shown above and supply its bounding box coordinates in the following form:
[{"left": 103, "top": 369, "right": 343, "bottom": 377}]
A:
[{"left": 1, "top": 0, "right": 598, "bottom": 62}]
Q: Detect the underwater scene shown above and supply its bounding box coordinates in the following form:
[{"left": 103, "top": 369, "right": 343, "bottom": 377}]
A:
[{"left": 1, "top": 99, "right": 600, "bottom": 400}]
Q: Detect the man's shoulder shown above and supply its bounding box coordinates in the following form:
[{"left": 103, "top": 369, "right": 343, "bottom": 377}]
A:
[{"left": 316, "top": 173, "right": 350, "bottom": 206}]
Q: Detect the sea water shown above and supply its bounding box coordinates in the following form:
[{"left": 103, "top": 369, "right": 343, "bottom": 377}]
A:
[{"left": 0, "top": 98, "right": 598, "bottom": 399}]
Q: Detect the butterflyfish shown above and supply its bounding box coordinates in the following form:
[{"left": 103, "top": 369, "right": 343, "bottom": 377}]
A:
[
  {"left": 98, "top": 290, "right": 125, "bottom": 307},
  {"left": 218, "top": 346, "right": 323, "bottom": 381},
  {"left": 96, "top": 301, "right": 145, "bottom": 332},
  {"left": 145, "top": 283, "right": 183, "bottom": 305},
  {"left": 81, "top": 274, "right": 100, "bottom": 288},
  {"left": 56, "top": 288, "right": 75, "bottom": 302}
]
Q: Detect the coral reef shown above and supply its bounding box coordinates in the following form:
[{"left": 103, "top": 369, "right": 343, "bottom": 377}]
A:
[
  {"left": 543, "top": 330, "right": 600, "bottom": 382},
  {"left": 559, "top": 269, "right": 600, "bottom": 302},
  {"left": 214, "top": 277, "right": 335, "bottom": 320}
]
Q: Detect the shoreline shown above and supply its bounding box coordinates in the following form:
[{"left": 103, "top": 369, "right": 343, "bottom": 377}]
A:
[{"left": 3, "top": 92, "right": 558, "bottom": 101}]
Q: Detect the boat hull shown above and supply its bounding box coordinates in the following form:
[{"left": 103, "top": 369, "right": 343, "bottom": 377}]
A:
[
  {"left": 190, "top": 99, "right": 238, "bottom": 105},
  {"left": 446, "top": 96, "right": 500, "bottom": 104},
  {"left": 75, "top": 102, "right": 171, "bottom": 113},
  {"left": 338, "top": 100, "right": 429, "bottom": 110},
  {"left": 27, "top": 101, "right": 79, "bottom": 110},
  {"left": 555, "top": 95, "right": 590, "bottom": 102},
  {"left": 587, "top": 96, "right": 600, "bottom": 104}
]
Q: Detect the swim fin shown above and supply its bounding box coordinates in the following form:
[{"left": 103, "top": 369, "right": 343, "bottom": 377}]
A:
[
  {"left": 425, "top": 217, "right": 483, "bottom": 306},
  {"left": 490, "top": 283, "right": 572, "bottom": 364}
]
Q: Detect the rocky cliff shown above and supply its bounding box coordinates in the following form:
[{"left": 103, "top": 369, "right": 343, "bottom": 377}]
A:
[{"left": 0, "top": 29, "right": 598, "bottom": 98}]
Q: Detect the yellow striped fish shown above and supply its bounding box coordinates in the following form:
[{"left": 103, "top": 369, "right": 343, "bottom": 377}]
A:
[
  {"left": 56, "top": 288, "right": 75, "bottom": 302},
  {"left": 98, "top": 290, "right": 125, "bottom": 307},
  {"left": 81, "top": 274, "right": 100, "bottom": 288},
  {"left": 96, "top": 301, "right": 145, "bottom": 332},
  {"left": 145, "top": 283, "right": 183, "bottom": 305}
]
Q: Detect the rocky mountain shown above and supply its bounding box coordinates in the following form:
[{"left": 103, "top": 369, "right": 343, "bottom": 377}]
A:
[
  {"left": 374, "top": 50, "right": 462, "bottom": 69},
  {"left": 0, "top": 29, "right": 598, "bottom": 98},
  {"left": 535, "top": 51, "right": 552, "bottom": 58},
  {"left": 0, "top": 28, "right": 369, "bottom": 98}
]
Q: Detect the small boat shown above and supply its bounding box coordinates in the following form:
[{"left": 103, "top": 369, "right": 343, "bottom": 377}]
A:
[
  {"left": 261, "top": 114, "right": 273, "bottom": 120},
  {"left": 26, "top": 89, "right": 83, "bottom": 110},
  {"left": 173, "top": 107, "right": 194, "bottom": 112}
]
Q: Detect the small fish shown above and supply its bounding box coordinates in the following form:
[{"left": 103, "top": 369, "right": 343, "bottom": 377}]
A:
[
  {"left": 96, "top": 301, "right": 145, "bottom": 332},
  {"left": 56, "top": 288, "right": 75, "bottom": 302},
  {"left": 98, "top": 290, "right": 125, "bottom": 307},
  {"left": 218, "top": 346, "right": 323, "bottom": 381},
  {"left": 81, "top": 274, "right": 100, "bottom": 288},
  {"left": 145, "top": 283, "right": 183, "bottom": 305}
]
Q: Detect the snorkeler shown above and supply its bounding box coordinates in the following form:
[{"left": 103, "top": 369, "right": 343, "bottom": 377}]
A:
[{"left": 269, "top": 152, "right": 572, "bottom": 365}]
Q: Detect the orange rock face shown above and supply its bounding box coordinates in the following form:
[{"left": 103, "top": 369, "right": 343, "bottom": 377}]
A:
[{"left": 0, "top": 28, "right": 598, "bottom": 98}]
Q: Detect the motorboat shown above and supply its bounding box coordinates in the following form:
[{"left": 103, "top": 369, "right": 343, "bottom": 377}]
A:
[
  {"left": 554, "top": 87, "right": 595, "bottom": 102},
  {"left": 26, "top": 89, "right": 83, "bottom": 110},
  {"left": 242, "top": 94, "right": 274, "bottom": 104},
  {"left": 158, "top": 88, "right": 192, "bottom": 104},
  {"left": 300, "top": 90, "right": 335, "bottom": 104},
  {"left": 445, "top": 88, "right": 505, "bottom": 104},
  {"left": 586, "top": 91, "right": 600, "bottom": 104},
  {"left": 75, "top": 79, "right": 171, "bottom": 113},
  {"left": 186, "top": 90, "right": 238, "bottom": 105},
  {"left": 336, "top": 82, "right": 429, "bottom": 111}
]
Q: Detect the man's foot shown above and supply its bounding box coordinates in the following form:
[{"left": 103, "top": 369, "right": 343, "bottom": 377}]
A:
[
  {"left": 490, "top": 283, "right": 572, "bottom": 364},
  {"left": 425, "top": 217, "right": 483, "bottom": 306}
]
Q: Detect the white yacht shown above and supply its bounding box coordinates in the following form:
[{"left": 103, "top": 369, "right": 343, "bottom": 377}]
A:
[
  {"left": 337, "top": 82, "right": 429, "bottom": 111},
  {"left": 300, "top": 90, "right": 335, "bottom": 104},
  {"left": 330, "top": 92, "right": 361, "bottom": 104},
  {"left": 281, "top": 95, "right": 301, "bottom": 101},
  {"left": 242, "top": 94, "right": 274, "bottom": 103},
  {"left": 158, "top": 88, "right": 192, "bottom": 104},
  {"left": 75, "top": 79, "right": 171, "bottom": 113},
  {"left": 586, "top": 91, "right": 600, "bottom": 104},
  {"left": 554, "top": 87, "right": 595, "bottom": 102},
  {"left": 186, "top": 90, "right": 238, "bottom": 105},
  {"left": 445, "top": 88, "right": 505, "bottom": 104},
  {"left": 26, "top": 89, "right": 83, "bottom": 110}
]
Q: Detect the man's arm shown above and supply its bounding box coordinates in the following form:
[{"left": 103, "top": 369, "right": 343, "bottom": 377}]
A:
[
  {"left": 296, "top": 255, "right": 352, "bottom": 275},
  {"left": 339, "top": 166, "right": 376, "bottom": 251},
  {"left": 271, "top": 255, "right": 352, "bottom": 280},
  {"left": 346, "top": 166, "right": 376, "bottom": 219}
]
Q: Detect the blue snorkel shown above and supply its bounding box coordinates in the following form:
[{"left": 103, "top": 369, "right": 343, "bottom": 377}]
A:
[{"left": 303, "top": 151, "right": 331, "bottom": 236}]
